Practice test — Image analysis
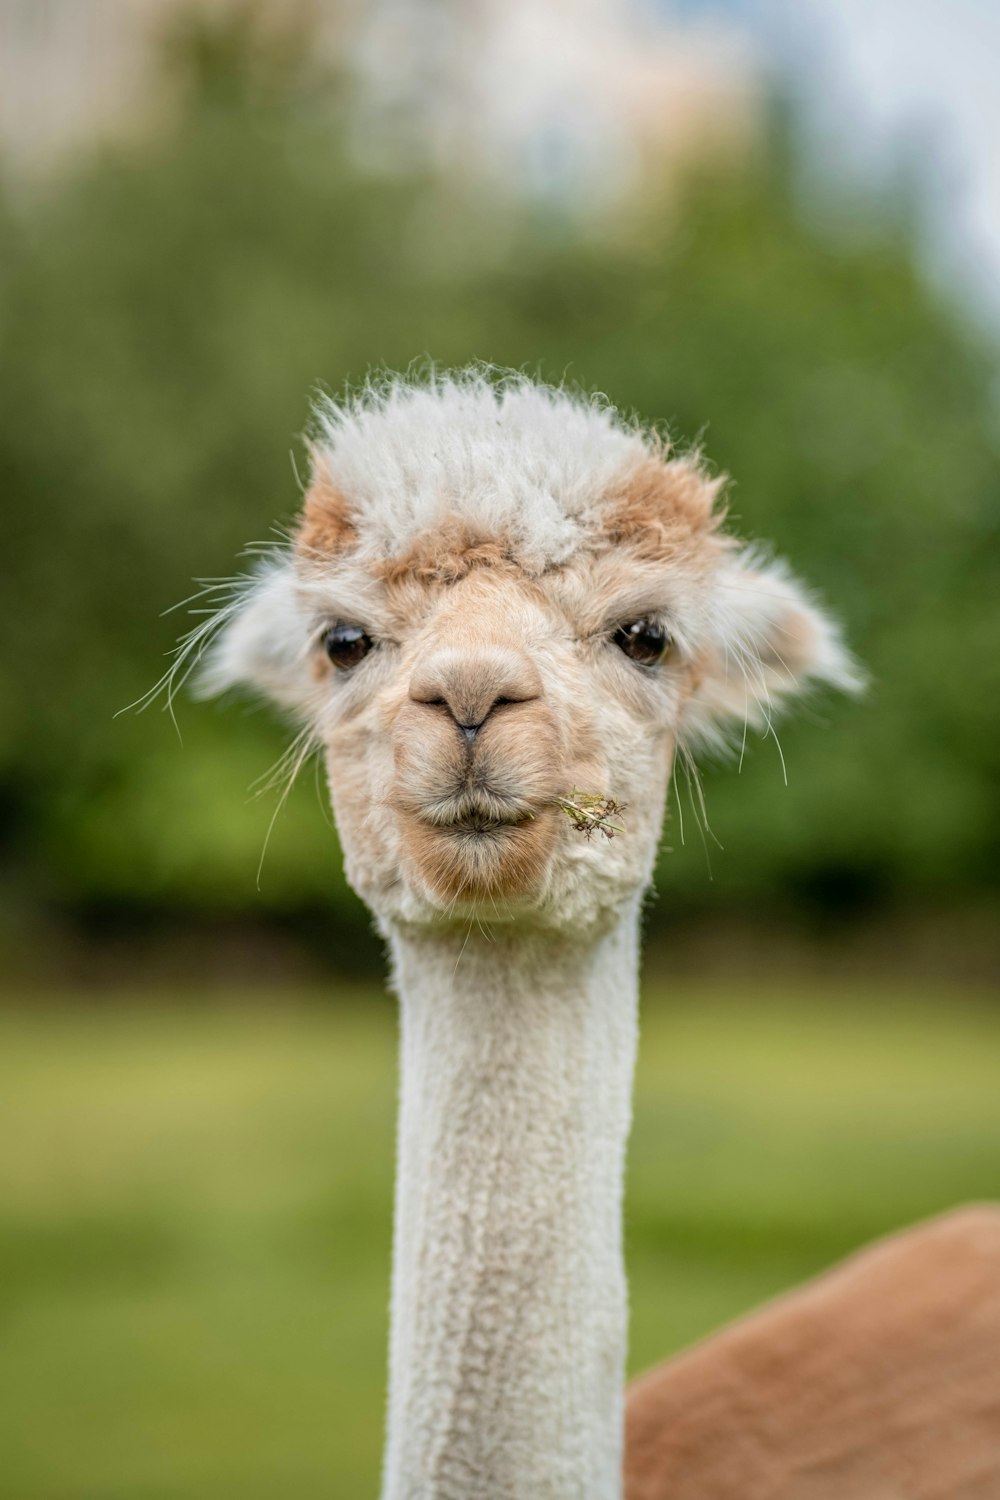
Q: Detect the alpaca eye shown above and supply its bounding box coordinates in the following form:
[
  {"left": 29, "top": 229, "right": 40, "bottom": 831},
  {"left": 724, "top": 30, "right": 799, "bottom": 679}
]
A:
[
  {"left": 613, "top": 618, "right": 671, "bottom": 666},
  {"left": 324, "top": 623, "right": 373, "bottom": 669}
]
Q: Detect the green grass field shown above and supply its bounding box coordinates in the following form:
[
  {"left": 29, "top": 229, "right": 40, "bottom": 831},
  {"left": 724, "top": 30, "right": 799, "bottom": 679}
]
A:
[{"left": 1, "top": 984, "right": 997, "bottom": 1498}]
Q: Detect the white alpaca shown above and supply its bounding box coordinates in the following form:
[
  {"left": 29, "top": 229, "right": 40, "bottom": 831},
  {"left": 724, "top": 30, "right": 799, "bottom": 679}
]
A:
[{"left": 189, "top": 369, "right": 998, "bottom": 1499}]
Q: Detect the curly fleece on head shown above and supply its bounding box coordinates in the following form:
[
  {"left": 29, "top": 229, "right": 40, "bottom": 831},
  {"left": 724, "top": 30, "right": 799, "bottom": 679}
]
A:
[{"left": 300, "top": 367, "right": 671, "bottom": 573}]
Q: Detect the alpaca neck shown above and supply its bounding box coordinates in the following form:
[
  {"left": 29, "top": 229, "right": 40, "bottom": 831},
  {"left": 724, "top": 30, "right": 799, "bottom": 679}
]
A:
[{"left": 380, "top": 905, "right": 641, "bottom": 1500}]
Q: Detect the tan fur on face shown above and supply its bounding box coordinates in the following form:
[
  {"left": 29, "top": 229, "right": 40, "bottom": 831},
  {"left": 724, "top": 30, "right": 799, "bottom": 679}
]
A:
[
  {"left": 403, "top": 810, "right": 560, "bottom": 903},
  {"left": 301, "top": 536, "right": 704, "bottom": 923},
  {"left": 388, "top": 595, "right": 563, "bottom": 904},
  {"left": 391, "top": 698, "right": 560, "bottom": 820}
]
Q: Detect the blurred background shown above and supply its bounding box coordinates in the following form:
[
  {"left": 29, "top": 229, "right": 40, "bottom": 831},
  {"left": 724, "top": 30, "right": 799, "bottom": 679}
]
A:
[{"left": 1, "top": 1, "right": 997, "bottom": 1495}]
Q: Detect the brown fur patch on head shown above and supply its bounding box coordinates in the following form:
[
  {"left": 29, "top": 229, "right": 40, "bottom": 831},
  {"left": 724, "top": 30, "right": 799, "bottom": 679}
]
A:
[
  {"left": 604, "top": 453, "right": 726, "bottom": 564},
  {"left": 375, "top": 517, "right": 522, "bottom": 587},
  {"left": 295, "top": 449, "right": 358, "bottom": 560}
]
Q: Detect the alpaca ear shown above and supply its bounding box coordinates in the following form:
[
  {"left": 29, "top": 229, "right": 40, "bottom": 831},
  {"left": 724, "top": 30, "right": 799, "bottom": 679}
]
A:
[
  {"left": 198, "top": 559, "right": 315, "bottom": 714},
  {"left": 684, "top": 553, "right": 863, "bottom": 750}
]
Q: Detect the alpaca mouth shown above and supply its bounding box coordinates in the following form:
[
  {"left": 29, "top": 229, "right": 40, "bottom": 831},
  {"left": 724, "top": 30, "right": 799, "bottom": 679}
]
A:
[
  {"left": 443, "top": 814, "right": 533, "bottom": 839},
  {"left": 418, "top": 788, "right": 537, "bottom": 833},
  {"left": 403, "top": 785, "right": 552, "bottom": 902}
]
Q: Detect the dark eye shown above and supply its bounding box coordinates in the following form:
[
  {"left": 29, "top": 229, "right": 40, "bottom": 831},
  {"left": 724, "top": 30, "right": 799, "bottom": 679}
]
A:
[
  {"left": 323, "top": 623, "right": 374, "bottom": 669},
  {"left": 613, "top": 617, "right": 672, "bottom": 666}
]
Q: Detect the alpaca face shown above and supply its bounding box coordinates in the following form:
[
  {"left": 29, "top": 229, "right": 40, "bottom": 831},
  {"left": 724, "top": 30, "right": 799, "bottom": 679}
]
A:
[
  {"left": 204, "top": 372, "right": 859, "bottom": 932},
  {"left": 300, "top": 559, "right": 687, "bottom": 928}
]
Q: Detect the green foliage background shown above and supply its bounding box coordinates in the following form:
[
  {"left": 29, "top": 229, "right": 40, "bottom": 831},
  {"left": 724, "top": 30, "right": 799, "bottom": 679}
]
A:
[
  {"left": 0, "top": 23, "right": 997, "bottom": 1495},
  {"left": 2, "top": 22, "right": 998, "bottom": 958}
]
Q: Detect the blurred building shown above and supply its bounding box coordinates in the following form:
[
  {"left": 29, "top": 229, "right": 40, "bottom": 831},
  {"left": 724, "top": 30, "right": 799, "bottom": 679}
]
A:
[
  {"left": 0, "top": 0, "right": 760, "bottom": 209},
  {"left": 0, "top": 0, "right": 335, "bottom": 171},
  {"left": 348, "top": 0, "right": 760, "bottom": 209}
]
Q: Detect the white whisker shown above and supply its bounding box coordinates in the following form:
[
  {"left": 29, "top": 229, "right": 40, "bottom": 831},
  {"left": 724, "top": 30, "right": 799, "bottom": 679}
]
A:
[{"left": 255, "top": 728, "right": 317, "bottom": 892}]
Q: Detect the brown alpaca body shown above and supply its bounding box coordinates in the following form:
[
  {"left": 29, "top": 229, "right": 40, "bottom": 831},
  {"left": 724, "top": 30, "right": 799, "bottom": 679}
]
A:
[{"left": 625, "top": 1206, "right": 1000, "bottom": 1500}]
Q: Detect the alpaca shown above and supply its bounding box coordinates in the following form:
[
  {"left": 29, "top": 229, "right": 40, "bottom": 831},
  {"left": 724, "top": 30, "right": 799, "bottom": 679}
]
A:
[
  {"left": 183, "top": 367, "right": 985, "bottom": 1498},
  {"left": 623, "top": 1204, "right": 1000, "bottom": 1500}
]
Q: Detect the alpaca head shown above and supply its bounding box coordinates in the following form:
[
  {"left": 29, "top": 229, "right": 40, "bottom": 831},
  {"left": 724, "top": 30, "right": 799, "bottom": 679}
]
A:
[{"left": 204, "top": 370, "right": 858, "bottom": 934}]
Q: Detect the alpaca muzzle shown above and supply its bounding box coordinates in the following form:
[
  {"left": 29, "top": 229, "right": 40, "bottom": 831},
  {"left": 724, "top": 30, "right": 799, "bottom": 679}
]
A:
[
  {"left": 408, "top": 642, "right": 542, "bottom": 733},
  {"left": 389, "top": 684, "right": 563, "bottom": 905}
]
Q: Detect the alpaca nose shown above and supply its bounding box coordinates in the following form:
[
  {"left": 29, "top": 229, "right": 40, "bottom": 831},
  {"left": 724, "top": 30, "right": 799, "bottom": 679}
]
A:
[{"left": 409, "top": 646, "right": 541, "bottom": 739}]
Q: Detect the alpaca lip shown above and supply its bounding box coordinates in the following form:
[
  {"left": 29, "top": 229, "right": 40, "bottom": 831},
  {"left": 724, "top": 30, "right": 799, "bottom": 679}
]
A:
[
  {"left": 417, "top": 789, "right": 537, "bottom": 833},
  {"left": 432, "top": 806, "right": 535, "bottom": 835},
  {"left": 444, "top": 812, "right": 532, "bottom": 836}
]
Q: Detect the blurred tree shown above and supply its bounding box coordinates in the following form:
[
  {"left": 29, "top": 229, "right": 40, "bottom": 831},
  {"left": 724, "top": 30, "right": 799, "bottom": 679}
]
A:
[{"left": 1, "top": 11, "right": 997, "bottom": 960}]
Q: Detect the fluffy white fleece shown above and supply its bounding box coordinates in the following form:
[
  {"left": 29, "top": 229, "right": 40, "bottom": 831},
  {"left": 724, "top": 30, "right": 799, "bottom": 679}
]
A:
[
  {"left": 311, "top": 368, "right": 650, "bottom": 571},
  {"left": 382, "top": 914, "right": 641, "bottom": 1500}
]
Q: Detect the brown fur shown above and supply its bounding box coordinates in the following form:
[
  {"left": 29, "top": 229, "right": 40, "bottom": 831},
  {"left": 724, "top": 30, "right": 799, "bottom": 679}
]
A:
[
  {"left": 603, "top": 454, "right": 726, "bottom": 565},
  {"left": 296, "top": 453, "right": 358, "bottom": 559},
  {"left": 376, "top": 520, "right": 523, "bottom": 587},
  {"left": 624, "top": 1206, "right": 1000, "bottom": 1500}
]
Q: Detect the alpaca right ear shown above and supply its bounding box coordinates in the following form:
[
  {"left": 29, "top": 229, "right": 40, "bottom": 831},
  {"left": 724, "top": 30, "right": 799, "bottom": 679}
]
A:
[
  {"left": 683, "top": 551, "right": 864, "bottom": 751},
  {"left": 198, "top": 559, "right": 315, "bottom": 714}
]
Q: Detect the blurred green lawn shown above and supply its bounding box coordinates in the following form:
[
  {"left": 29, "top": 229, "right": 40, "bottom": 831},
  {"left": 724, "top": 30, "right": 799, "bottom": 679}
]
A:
[{"left": 1, "top": 985, "right": 997, "bottom": 1499}]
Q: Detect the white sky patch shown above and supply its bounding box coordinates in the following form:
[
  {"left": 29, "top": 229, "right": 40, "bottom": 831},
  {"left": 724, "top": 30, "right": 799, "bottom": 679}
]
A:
[{"left": 753, "top": 0, "right": 1000, "bottom": 319}]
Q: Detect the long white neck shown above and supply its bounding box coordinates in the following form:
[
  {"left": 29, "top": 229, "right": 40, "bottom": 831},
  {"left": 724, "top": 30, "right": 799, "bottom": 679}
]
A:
[{"left": 380, "top": 904, "right": 641, "bottom": 1500}]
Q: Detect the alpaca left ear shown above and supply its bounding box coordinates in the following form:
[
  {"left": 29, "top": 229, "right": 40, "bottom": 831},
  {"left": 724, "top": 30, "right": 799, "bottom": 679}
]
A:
[
  {"left": 683, "top": 553, "right": 864, "bottom": 750},
  {"left": 197, "top": 559, "right": 317, "bottom": 715}
]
